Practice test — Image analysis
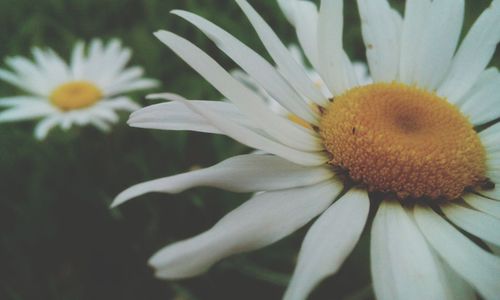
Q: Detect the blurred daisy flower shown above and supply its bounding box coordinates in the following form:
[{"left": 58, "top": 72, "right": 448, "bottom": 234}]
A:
[
  {"left": 115, "top": 0, "right": 500, "bottom": 299},
  {"left": 0, "top": 39, "right": 159, "bottom": 139}
]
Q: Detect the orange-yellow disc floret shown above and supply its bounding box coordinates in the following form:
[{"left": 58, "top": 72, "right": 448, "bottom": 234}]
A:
[
  {"left": 320, "top": 82, "right": 487, "bottom": 200},
  {"left": 50, "top": 81, "right": 102, "bottom": 110}
]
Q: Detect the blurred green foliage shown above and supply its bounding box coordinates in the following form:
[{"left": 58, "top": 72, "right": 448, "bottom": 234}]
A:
[{"left": 0, "top": 0, "right": 497, "bottom": 299}]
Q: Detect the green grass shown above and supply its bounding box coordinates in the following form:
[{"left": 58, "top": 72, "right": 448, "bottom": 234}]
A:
[{"left": 0, "top": 0, "right": 498, "bottom": 299}]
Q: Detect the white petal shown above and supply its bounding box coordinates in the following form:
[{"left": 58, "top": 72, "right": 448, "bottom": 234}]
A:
[
  {"left": 480, "top": 122, "right": 500, "bottom": 153},
  {"left": 0, "top": 96, "right": 47, "bottom": 107},
  {"left": 412, "top": 0, "right": 464, "bottom": 90},
  {"left": 283, "top": 188, "right": 369, "bottom": 300},
  {"left": 154, "top": 31, "right": 322, "bottom": 152},
  {"left": 129, "top": 100, "right": 252, "bottom": 134},
  {"left": 90, "top": 107, "right": 119, "bottom": 124},
  {"left": 438, "top": 0, "right": 500, "bottom": 102},
  {"left": 89, "top": 116, "right": 111, "bottom": 132},
  {"left": 399, "top": 0, "right": 432, "bottom": 84},
  {"left": 149, "top": 93, "right": 327, "bottom": 166},
  {"left": 235, "top": 0, "right": 328, "bottom": 106},
  {"left": 436, "top": 255, "right": 477, "bottom": 300},
  {"left": 357, "top": 0, "right": 401, "bottom": 82},
  {"left": 317, "top": 0, "right": 358, "bottom": 95},
  {"left": 414, "top": 205, "right": 500, "bottom": 300},
  {"left": 99, "top": 97, "right": 141, "bottom": 112},
  {"left": 34, "top": 115, "right": 61, "bottom": 140},
  {"left": 441, "top": 203, "right": 500, "bottom": 246},
  {"left": 172, "top": 10, "right": 318, "bottom": 124},
  {"left": 149, "top": 180, "right": 343, "bottom": 279},
  {"left": 104, "top": 78, "right": 159, "bottom": 96},
  {"left": 70, "top": 41, "right": 85, "bottom": 79},
  {"left": 464, "top": 193, "right": 500, "bottom": 219},
  {"left": 112, "top": 153, "right": 334, "bottom": 207},
  {"left": 0, "top": 103, "right": 56, "bottom": 122},
  {"left": 278, "top": 0, "right": 320, "bottom": 71},
  {"left": 458, "top": 68, "right": 500, "bottom": 125},
  {"left": 371, "top": 201, "right": 452, "bottom": 300},
  {"left": 478, "top": 187, "right": 500, "bottom": 202}
]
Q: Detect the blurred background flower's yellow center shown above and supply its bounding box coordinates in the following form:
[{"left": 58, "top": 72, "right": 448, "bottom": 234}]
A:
[
  {"left": 320, "top": 82, "right": 487, "bottom": 200},
  {"left": 50, "top": 81, "right": 102, "bottom": 110}
]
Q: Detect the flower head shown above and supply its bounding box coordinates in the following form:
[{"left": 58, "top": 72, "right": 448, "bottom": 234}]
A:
[
  {"left": 0, "top": 39, "right": 159, "bottom": 139},
  {"left": 115, "top": 0, "right": 500, "bottom": 299}
]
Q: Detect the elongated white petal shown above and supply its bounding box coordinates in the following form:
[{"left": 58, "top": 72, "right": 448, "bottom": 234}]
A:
[
  {"left": 458, "top": 68, "right": 500, "bottom": 125},
  {"left": 99, "top": 97, "right": 140, "bottom": 112},
  {"left": 235, "top": 0, "right": 328, "bottom": 106},
  {"left": 317, "top": 0, "right": 357, "bottom": 96},
  {"left": 412, "top": 0, "right": 464, "bottom": 90},
  {"left": 464, "top": 194, "right": 500, "bottom": 219},
  {"left": 112, "top": 154, "right": 333, "bottom": 207},
  {"left": 104, "top": 78, "right": 159, "bottom": 96},
  {"left": 150, "top": 180, "right": 343, "bottom": 279},
  {"left": 278, "top": 0, "right": 320, "bottom": 70},
  {"left": 154, "top": 31, "right": 321, "bottom": 152},
  {"left": 172, "top": 10, "right": 318, "bottom": 124},
  {"left": 357, "top": 0, "right": 401, "bottom": 82},
  {"left": 371, "top": 201, "right": 451, "bottom": 300},
  {"left": 414, "top": 205, "right": 500, "bottom": 300},
  {"left": 478, "top": 188, "right": 500, "bottom": 202},
  {"left": 284, "top": 188, "right": 369, "bottom": 300},
  {"left": 129, "top": 100, "right": 254, "bottom": 134},
  {"left": 438, "top": 0, "right": 500, "bottom": 102},
  {"left": 0, "top": 96, "right": 47, "bottom": 107},
  {"left": 399, "top": 0, "right": 432, "bottom": 84},
  {"left": 0, "top": 103, "right": 56, "bottom": 122},
  {"left": 480, "top": 122, "right": 500, "bottom": 153},
  {"left": 150, "top": 93, "right": 327, "bottom": 166},
  {"left": 441, "top": 203, "right": 500, "bottom": 246},
  {"left": 436, "top": 255, "right": 477, "bottom": 300},
  {"left": 34, "top": 115, "right": 61, "bottom": 140}
]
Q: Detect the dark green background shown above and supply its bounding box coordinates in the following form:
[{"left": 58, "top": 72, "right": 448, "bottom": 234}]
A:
[{"left": 0, "top": 0, "right": 497, "bottom": 299}]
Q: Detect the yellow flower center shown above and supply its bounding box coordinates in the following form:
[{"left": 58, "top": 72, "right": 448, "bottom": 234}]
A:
[
  {"left": 50, "top": 81, "right": 102, "bottom": 110},
  {"left": 320, "top": 82, "right": 488, "bottom": 200}
]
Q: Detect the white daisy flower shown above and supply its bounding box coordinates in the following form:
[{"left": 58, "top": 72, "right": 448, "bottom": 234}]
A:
[
  {"left": 0, "top": 39, "right": 159, "bottom": 140},
  {"left": 114, "top": 0, "right": 500, "bottom": 299}
]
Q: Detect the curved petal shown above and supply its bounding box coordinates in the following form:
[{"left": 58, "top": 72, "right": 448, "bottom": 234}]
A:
[
  {"left": 147, "top": 93, "right": 327, "bottom": 167},
  {"left": 0, "top": 96, "right": 47, "bottom": 107},
  {"left": 480, "top": 122, "right": 500, "bottom": 153},
  {"left": 464, "top": 194, "right": 500, "bottom": 219},
  {"left": 441, "top": 203, "right": 500, "bottom": 246},
  {"left": 357, "top": 0, "right": 401, "bottom": 82},
  {"left": 171, "top": 10, "right": 318, "bottom": 124},
  {"left": 235, "top": 0, "right": 327, "bottom": 106},
  {"left": 149, "top": 180, "right": 343, "bottom": 279},
  {"left": 283, "top": 188, "right": 369, "bottom": 300},
  {"left": 414, "top": 205, "right": 500, "bottom": 300},
  {"left": 154, "top": 31, "right": 321, "bottom": 152},
  {"left": 34, "top": 115, "right": 61, "bottom": 140},
  {"left": 129, "top": 100, "right": 256, "bottom": 134},
  {"left": 112, "top": 154, "right": 334, "bottom": 207},
  {"left": 371, "top": 201, "right": 452, "bottom": 300},
  {"left": 438, "top": 0, "right": 500, "bottom": 102}
]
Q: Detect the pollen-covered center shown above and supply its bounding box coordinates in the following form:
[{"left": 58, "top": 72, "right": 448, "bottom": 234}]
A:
[
  {"left": 320, "top": 82, "right": 487, "bottom": 200},
  {"left": 50, "top": 81, "right": 102, "bottom": 110}
]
